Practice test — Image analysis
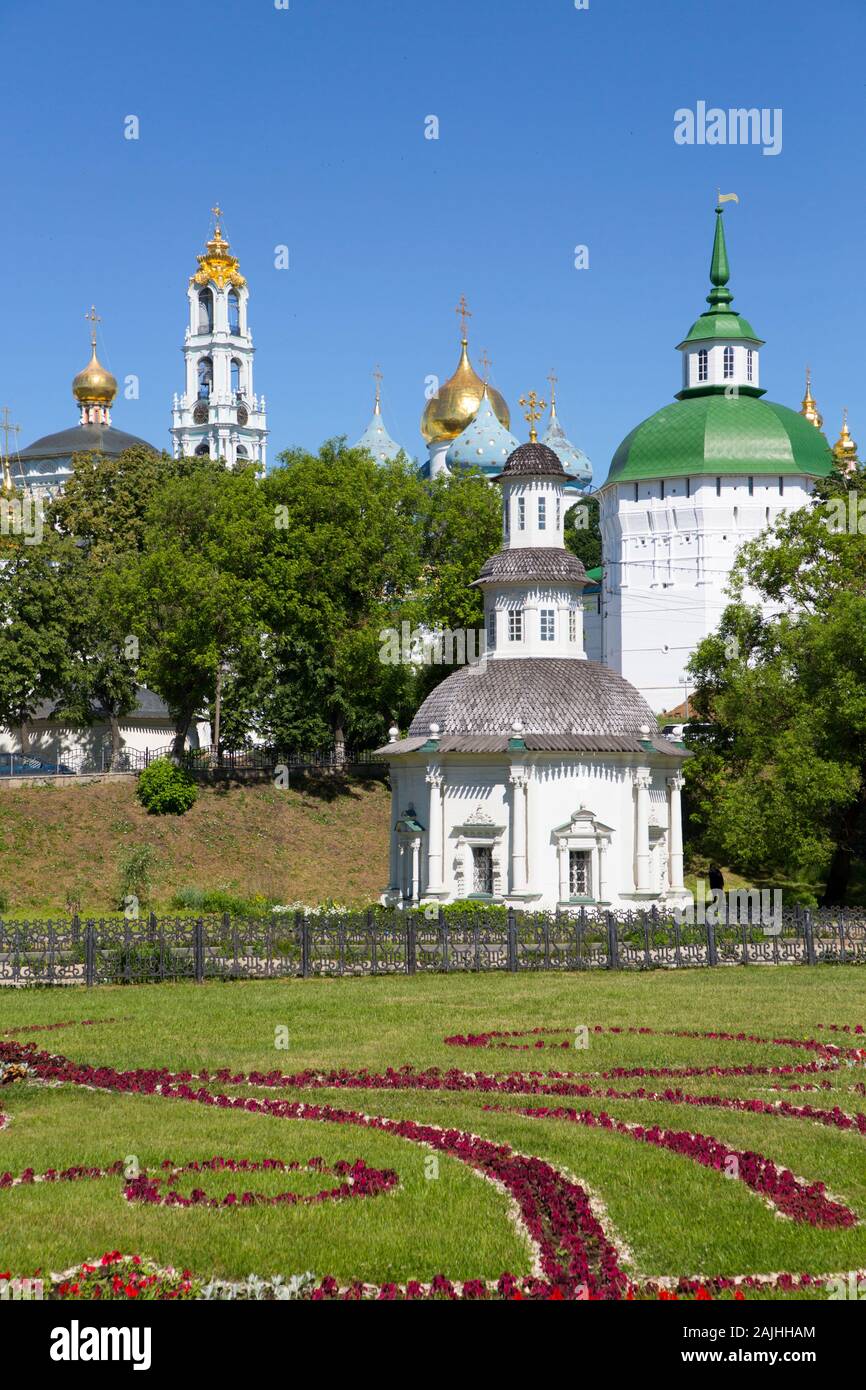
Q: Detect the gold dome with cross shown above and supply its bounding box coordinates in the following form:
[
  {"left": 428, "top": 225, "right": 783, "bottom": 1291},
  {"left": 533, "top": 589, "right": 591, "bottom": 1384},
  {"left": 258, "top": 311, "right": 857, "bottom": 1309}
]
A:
[{"left": 421, "top": 297, "right": 510, "bottom": 444}]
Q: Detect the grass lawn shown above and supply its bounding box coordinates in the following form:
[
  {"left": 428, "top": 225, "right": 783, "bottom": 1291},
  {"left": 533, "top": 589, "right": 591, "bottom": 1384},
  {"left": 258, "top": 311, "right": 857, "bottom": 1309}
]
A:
[{"left": 2, "top": 967, "right": 866, "bottom": 1299}]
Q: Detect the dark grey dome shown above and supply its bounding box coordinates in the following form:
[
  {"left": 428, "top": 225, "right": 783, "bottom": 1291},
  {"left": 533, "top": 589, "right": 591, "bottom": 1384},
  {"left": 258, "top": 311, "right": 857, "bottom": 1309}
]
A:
[
  {"left": 409, "top": 658, "right": 656, "bottom": 737},
  {"left": 19, "top": 423, "right": 156, "bottom": 461},
  {"left": 494, "top": 441, "right": 566, "bottom": 480},
  {"left": 473, "top": 546, "right": 587, "bottom": 587}
]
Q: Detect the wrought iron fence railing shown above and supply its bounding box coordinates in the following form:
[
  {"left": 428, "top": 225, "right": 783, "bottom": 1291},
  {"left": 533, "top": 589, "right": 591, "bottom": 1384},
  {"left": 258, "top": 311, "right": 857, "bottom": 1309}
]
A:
[
  {"left": 0, "top": 905, "right": 864, "bottom": 986},
  {"left": 0, "top": 744, "right": 387, "bottom": 779}
]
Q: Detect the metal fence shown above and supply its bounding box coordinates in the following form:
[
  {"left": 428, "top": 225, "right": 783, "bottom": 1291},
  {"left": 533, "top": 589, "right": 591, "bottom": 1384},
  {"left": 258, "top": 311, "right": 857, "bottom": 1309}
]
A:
[
  {"left": 0, "top": 745, "right": 386, "bottom": 780},
  {"left": 1, "top": 906, "right": 864, "bottom": 986}
]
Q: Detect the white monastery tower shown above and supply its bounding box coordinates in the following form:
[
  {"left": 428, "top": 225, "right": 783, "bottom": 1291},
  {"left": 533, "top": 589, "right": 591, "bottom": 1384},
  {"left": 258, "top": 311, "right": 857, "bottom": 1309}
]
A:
[{"left": 171, "top": 207, "right": 268, "bottom": 470}]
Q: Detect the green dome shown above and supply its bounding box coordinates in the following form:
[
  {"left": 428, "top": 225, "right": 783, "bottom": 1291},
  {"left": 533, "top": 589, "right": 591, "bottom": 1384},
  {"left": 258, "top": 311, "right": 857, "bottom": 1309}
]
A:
[
  {"left": 679, "top": 309, "right": 761, "bottom": 345},
  {"left": 605, "top": 394, "right": 834, "bottom": 485}
]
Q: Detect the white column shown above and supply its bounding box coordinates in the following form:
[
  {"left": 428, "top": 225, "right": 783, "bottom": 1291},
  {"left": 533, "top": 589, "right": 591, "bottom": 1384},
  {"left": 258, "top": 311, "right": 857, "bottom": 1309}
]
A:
[
  {"left": 635, "top": 770, "right": 651, "bottom": 891},
  {"left": 667, "top": 773, "right": 685, "bottom": 891},
  {"left": 598, "top": 836, "right": 610, "bottom": 903},
  {"left": 426, "top": 767, "right": 444, "bottom": 893},
  {"left": 411, "top": 837, "right": 421, "bottom": 903},
  {"left": 509, "top": 767, "right": 527, "bottom": 892},
  {"left": 389, "top": 776, "right": 400, "bottom": 890}
]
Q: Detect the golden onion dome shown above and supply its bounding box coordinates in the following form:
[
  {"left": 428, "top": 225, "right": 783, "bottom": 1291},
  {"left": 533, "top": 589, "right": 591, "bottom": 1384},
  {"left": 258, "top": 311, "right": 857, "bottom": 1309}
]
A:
[
  {"left": 832, "top": 409, "right": 858, "bottom": 466},
  {"left": 799, "top": 367, "right": 823, "bottom": 430},
  {"left": 421, "top": 339, "right": 510, "bottom": 444},
  {"left": 72, "top": 345, "right": 117, "bottom": 406}
]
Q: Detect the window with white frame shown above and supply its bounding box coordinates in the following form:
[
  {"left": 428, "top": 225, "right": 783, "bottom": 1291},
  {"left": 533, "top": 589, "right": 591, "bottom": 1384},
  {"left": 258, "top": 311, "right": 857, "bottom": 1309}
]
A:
[
  {"left": 540, "top": 609, "right": 555, "bottom": 642},
  {"left": 723, "top": 346, "right": 734, "bottom": 379},
  {"left": 487, "top": 609, "right": 496, "bottom": 650},
  {"left": 517, "top": 496, "right": 526, "bottom": 530},
  {"left": 568, "top": 607, "right": 577, "bottom": 642},
  {"left": 569, "top": 850, "right": 591, "bottom": 898},
  {"left": 697, "top": 348, "right": 708, "bottom": 382},
  {"left": 472, "top": 845, "right": 493, "bottom": 895},
  {"left": 746, "top": 349, "right": 753, "bottom": 382},
  {"left": 538, "top": 495, "right": 546, "bottom": 530},
  {"left": 508, "top": 609, "right": 523, "bottom": 642}
]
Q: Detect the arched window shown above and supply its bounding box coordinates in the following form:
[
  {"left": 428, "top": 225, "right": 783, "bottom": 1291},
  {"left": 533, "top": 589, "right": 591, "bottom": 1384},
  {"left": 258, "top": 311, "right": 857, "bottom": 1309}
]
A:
[
  {"left": 195, "top": 442, "right": 210, "bottom": 456},
  {"left": 197, "top": 289, "right": 214, "bottom": 334},
  {"left": 197, "top": 357, "right": 213, "bottom": 398},
  {"left": 228, "top": 290, "right": 240, "bottom": 334},
  {"left": 236, "top": 444, "right": 248, "bottom": 458},
  {"left": 723, "top": 346, "right": 734, "bottom": 379},
  {"left": 697, "top": 348, "right": 708, "bottom": 382},
  {"left": 231, "top": 358, "right": 242, "bottom": 395}
]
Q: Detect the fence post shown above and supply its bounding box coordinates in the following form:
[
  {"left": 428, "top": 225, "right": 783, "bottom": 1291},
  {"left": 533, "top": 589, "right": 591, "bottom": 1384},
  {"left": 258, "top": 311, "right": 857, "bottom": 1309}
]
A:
[
  {"left": 642, "top": 910, "right": 652, "bottom": 970},
  {"left": 439, "top": 905, "right": 448, "bottom": 974},
  {"left": 123, "top": 917, "right": 132, "bottom": 984},
  {"left": 85, "top": 923, "right": 95, "bottom": 987},
  {"left": 71, "top": 912, "right": 80, "bottom": 949},
  {"left": 706, "top": 911, "right": 718, "bottom": 967},
  {"left": 194, "top": 918, "right": 205, "bottom": 983},
  {"left": 296, "top": 909, "right": 309, "bottom": 978},
  {"left": 367, "top": 907, "right": 377, "bottom": 976},
  {"left": 407, "top": 911, "right": 416, "bottom": 976},
  {"left": 740, "top": 919, "right": 750, "bottom": 965},
  {"left": 147, "top": 910, "right": 157, "bottom": 946},
  {"left": 606, "top": 911, "right": 619, "bottom": 970},
  {"left": 803, "top": 908, "right": 816, "bottom": 966},
  {"left": 507, "top": 906, "right": 517, "bottom": 972}
]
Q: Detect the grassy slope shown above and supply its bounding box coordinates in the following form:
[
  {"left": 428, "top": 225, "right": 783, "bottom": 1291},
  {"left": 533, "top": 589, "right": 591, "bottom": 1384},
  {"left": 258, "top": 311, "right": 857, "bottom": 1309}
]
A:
[
  {"left": 2, "top": 968, "right": 866, "bottom": 1292},
  {"left": 0, "top": 774, "right": 391, "bottom": 915}
]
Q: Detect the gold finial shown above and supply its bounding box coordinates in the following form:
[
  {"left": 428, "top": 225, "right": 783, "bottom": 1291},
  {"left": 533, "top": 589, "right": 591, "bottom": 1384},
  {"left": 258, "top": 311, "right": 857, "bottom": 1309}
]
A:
[
  {"left": 519, "top": 390, "right": 547, "bottom": 444},
  {"left": 211, "top": 203, "right": 223, "bottom": 227},
  {"left": 85, "top": 304, "right": 101, "bottom": 350},
  {"left": 800, "top": 365, "right": 823, "bottom": 430},
  {"left": 1, "top": 406, "right": 20, "bottom": 492},
  {"left": 455, "top": 294, "right": 472, "bottom": 342},
  {"left": 373, "top": 363, "right": 383, "bottom": 413},
  {"left": 547, "top": 369, "right": 558, "bottom": 417},
  {"left": 479, "top": 348, "right": 492, "bottom": 382}
]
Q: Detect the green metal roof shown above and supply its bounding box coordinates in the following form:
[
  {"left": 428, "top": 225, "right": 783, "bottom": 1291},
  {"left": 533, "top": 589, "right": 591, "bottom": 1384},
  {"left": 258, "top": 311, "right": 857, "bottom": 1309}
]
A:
[
  {"left": 679, "top": 310, "right": 761, "bottom": 345},
  {"left": 604, "top": 394, "right": 834, "bottom": 485}
]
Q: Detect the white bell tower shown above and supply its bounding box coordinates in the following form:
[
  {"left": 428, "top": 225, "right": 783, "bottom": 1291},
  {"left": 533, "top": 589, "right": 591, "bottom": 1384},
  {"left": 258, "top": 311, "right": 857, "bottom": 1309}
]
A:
[{"left": 171, "top": 207, "right": 268, "bottom": 471}]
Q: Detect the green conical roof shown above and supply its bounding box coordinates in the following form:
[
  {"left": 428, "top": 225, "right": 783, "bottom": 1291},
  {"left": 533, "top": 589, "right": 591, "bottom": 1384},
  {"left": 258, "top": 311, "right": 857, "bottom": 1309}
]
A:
[{"left": 678, "top": 207, "right": 763, "bottom": 346}]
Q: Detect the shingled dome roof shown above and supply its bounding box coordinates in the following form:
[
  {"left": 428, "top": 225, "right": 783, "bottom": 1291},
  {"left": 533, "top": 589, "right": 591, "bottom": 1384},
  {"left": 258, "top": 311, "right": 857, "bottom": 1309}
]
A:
[
  {"left": 472, "top": 547, "right": 588, "bottom": 587},
  {"left": 408, "top": 658, "right": 656, "bottom": 737},
  {"left": 494, "top": 441, "right": 567, "bottom": 480}
]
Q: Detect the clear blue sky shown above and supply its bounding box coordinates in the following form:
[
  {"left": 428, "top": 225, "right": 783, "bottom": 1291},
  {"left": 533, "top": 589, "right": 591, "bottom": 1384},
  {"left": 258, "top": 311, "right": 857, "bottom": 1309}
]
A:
[{"left": 2, "top": 0, "right": 864, "bottom": 480}]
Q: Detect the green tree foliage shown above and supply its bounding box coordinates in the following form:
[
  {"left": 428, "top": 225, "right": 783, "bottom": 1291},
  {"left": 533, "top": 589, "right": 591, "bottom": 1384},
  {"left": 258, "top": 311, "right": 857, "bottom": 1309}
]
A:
[
  {"left": 686, "top": 470, "right": 866, "bottom": 904},
  {"left": 563, "top": 492, "right": 601, "bottom": 570}
]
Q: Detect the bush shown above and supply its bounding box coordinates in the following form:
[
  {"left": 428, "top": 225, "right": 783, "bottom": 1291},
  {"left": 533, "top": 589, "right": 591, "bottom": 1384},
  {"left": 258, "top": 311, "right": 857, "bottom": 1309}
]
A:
[
  {"left": 137, "top": 759, "right": 198, "bottom": 815},
  {"left": 117, "top": 845, "right": 158, "bottom": 911},
  {"left": 170, "top": 886, "right": 275, "bottom": 918}
]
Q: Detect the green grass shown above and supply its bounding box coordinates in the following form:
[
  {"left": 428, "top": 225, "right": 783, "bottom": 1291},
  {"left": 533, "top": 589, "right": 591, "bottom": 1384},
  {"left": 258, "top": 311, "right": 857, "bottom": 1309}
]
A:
[{"left": 2, "top": 967, "right": 866, "bottom": 1295}]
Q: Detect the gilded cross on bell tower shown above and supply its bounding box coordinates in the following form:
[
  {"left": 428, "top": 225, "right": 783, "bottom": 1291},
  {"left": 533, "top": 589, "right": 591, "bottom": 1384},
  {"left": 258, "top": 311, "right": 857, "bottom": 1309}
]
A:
[
  {"left": 519, "top": 390, "right": 546, "bottom": 444},
  {"left": 455, "top": 294, "right": 472, "bottom": 342}
]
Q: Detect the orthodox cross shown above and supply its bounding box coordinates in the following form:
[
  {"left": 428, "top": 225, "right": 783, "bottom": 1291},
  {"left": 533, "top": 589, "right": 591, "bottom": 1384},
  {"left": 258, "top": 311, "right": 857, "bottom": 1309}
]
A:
[
  {"left": 1, "top": 406, "right": 20, "bottom": 491},
  {"left": 373, "top": 363, "right": 383, "bottom": 408},
  {"left": 547, "top": 369, "right": 558, "bottom": 407},
  {"left": 455, "top": 294, "right": 472, "bottom": 341},
  {"left": 85, "top": 305, "right": 101, "bottom": 349},
  {"left": 479, "top": 349, "right": 492, "bottom": 382},
  {"left": 519, "top": 390, "right": 546, "bottom": 443}
]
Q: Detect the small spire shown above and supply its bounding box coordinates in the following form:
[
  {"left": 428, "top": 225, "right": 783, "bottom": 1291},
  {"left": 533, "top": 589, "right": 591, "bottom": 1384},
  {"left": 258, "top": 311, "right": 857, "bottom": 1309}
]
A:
[
  {"left": 547, "top": 370, "right": 558, "bottom": 420},
  {"left": 707, "top": 206, "right": 734, "bottom": 311},
  {"left": 800, "top": 366, "right": 823, "bottom": 430},
  {"left": 373, "top": 364, "right": 383, "bottom": 416}
]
